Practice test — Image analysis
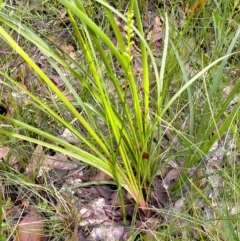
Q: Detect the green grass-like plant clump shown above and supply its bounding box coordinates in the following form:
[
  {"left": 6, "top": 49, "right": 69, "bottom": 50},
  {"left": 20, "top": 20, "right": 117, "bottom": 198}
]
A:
[{"left": 0, "top": 0, "right": 240, "bottom": 239}]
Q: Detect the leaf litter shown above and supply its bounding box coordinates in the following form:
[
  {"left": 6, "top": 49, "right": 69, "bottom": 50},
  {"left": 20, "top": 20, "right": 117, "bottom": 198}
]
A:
[
  {"left": 0, "top": 146, "right": 10, "bottom": 160},
  {"left": 15, "top": 207, "right": 43, "bottom": 241}
]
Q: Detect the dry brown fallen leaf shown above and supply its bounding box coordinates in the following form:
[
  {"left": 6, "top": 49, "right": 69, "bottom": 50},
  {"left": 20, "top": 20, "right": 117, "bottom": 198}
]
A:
[
  {"left": 0, "top": 146, "right": 10, "bottom": 160},
  {"left": 15, "top": 207, "right": 43, "bottom": 241},
  {"left": 60, "top": 128, "right": 79, "bottom": 143},
  {"left": 26, "top": 145, "right": 45, "bottom": 178},
  {"left": 134, "top": 57, "right": 143, "bottom": 74},
  {"left": 153, "top": 16, "right": 163, "bottom": 43},
  {"left": 42, "top": 153, "right": 77, "bottom": 170},
  {"left": 26, "top": 144, "right": 77, "bottom": 178},
  {"left": 37, "top": 153, "right": 77, "bottom": 178},
  {"left": 162, "top": 168, "right": 180, "bottom": 189},
  {"left": 151, "top": 177, "right": 169, "bottom": 208},
  {"left": 147, "top": 15, "right": 163, "bottom": 56},
  {"left": 91, "top": 170, "right": 112, "bottom": 181}
]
